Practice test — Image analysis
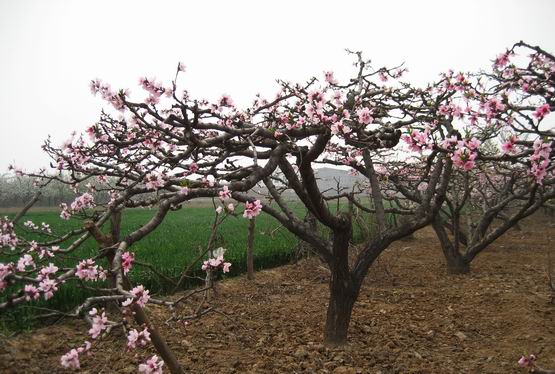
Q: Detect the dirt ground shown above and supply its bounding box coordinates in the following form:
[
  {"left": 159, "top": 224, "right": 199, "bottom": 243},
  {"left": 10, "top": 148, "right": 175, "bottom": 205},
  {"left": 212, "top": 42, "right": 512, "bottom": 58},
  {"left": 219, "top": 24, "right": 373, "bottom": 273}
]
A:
[{"left": 1, "top": 215, "right": 554, "bottom": 373}]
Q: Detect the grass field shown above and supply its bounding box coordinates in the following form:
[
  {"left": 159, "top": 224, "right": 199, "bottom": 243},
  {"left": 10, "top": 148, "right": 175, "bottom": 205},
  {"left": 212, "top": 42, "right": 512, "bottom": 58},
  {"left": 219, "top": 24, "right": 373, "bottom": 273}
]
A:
[{"left": 0, "top": 199, "right": 379, "bottom": 330}]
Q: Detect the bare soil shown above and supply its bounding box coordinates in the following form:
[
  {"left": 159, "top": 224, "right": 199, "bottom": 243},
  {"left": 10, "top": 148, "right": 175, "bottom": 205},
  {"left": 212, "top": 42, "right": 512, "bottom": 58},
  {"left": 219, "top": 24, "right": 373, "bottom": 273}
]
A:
[{"left": 1, "top": 216, "right": 554, "bottom": 373}]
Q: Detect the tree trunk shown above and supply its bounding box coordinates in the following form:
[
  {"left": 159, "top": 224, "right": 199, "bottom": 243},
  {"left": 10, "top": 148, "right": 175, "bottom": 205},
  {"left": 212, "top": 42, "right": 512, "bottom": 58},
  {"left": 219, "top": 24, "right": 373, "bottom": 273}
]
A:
[
  {"left": 444, "top": 250, "right": 470, "bottom": 274},
  {"left": 324, "top": 271, "right": 358, "bottom": 345},
  {"left": 432, "top": 217, "right": 470, "bottom": 274},
  {"left": 246, "top": 218, "right": 255, "bottom": 280},
  {"left": 324, "top": 225, "right": 359, "bottom": 346}
]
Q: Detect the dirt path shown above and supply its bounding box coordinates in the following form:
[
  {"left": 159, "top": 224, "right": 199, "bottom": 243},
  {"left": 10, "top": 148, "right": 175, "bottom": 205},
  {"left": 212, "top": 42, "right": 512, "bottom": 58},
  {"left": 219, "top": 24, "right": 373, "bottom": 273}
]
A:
[{"left": 1, "top": 219, "right": 554, "bottom": 373}]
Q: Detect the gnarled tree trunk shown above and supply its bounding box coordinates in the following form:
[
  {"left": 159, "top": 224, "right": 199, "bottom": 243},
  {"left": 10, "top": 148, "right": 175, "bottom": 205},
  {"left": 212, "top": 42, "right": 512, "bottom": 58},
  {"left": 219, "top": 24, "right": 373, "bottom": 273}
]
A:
[
  {"left": 324, "top": 226, "right": 360, "bottom": 346},
  {"left": 432, "top": 217, "right": 470, "bottom": 274}
]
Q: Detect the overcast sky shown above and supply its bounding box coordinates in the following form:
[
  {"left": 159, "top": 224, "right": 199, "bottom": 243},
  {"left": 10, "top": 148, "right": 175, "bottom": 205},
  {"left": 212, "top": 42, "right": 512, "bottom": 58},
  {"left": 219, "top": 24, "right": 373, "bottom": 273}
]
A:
[{"left": 1, "top": 0, "right": 554, "bottom": 172}]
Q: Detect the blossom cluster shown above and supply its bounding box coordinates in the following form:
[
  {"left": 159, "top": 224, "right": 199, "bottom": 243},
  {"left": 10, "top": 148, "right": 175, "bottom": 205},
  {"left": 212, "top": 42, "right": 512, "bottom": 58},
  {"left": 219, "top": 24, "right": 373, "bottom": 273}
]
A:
[
  {"left": 139, "top": 76, "right": 173, "bottom": 105},
  {"left": 23, "top": 220, "right": 52, "bottom": 233},
  {"left": 139, "top": 355, "right": 164, "bottom": 374},
  {"left": 243, "top": 200, "right": 262, "bottom": 219},
  {"left": 450, "top": 138, "right": 481, "bottom": 171},
  {"left": 89, "top": 78, "right": 126, "bottom": 111},
  {"left": 401, "top": 128, "right": 432, "bottom": 153},
  {"left": 121, "top": 251, "right": 135, "bottom": 275},
  {"left": 75, "top": 259, "right": 107, "bottom": 282},
  {"left": 201, "top": 247, "right": 232, "bottom": 274},
  {"left": 127, "top": 327, "right": 151, "bottom": 349},
  {"left": 60, "top": 341, "right": 92, "bottom": 370},
  {"left": 88, "top": 307, "right": 108, "bottom": 339},
  {"left": 122, "top": 285, "right": 151, "bottom": 308},
  {"left": 144, "top": 173, "right": 166, "bottom": 190},
  {"left": 0, "top": 217, "right": 18, "bottom": 249},
  {"left": 529, "top": 138, "right": 552, "bottom": 184},
  {"left": 60, "top": 192, "right": 96, "bottom": 220}
]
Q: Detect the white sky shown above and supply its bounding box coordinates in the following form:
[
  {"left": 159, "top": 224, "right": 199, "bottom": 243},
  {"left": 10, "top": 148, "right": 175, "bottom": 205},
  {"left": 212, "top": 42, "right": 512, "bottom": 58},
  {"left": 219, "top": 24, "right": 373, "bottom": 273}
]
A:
[{"left": 1, "top": 0, "right": 554, "bottom": 172}]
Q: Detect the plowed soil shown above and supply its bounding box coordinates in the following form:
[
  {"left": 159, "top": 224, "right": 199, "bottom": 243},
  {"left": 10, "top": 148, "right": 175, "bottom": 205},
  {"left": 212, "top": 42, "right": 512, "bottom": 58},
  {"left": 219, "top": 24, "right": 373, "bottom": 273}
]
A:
[{"left": 1, "top": 216, "right": 554, "bottom": 373}]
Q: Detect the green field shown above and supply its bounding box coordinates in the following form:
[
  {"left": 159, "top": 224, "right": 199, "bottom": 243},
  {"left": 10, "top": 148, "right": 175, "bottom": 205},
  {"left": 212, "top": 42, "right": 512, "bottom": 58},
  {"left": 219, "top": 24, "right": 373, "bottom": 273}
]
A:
[{"left": 1, "top": 199, "right": 380, "bottom": 331}]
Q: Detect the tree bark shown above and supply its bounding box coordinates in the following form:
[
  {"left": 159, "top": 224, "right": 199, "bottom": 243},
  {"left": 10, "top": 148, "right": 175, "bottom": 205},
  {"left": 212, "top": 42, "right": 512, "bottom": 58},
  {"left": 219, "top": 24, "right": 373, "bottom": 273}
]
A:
[
  {"left": 324, "top": 271, "right": 358, "bottom": 345},
  {"left": 444, "top": 250, "right": 470, "bottom": 274},
  {"left": 324, "top": 224, "right": 359, "bottom": 346},
  {"left": 246, "top": 218, "right": 255, "bottom": 280},
  {"left": 432, "top": 217, "right": 470, "bottom": 274}
]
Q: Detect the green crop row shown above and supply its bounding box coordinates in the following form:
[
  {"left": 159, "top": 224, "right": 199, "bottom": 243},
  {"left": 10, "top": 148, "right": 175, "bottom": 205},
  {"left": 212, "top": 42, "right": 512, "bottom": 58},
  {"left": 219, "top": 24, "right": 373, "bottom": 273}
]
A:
[{"left": 0, "top": 199, "right": 380, "bottom": 331}]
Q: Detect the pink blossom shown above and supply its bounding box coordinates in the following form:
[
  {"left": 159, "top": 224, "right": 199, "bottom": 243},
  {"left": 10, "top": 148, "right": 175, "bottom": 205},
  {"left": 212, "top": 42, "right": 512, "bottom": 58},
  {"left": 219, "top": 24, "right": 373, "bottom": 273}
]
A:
[
  {"left": 70, "top": 193, "right": 95, "bottom": 212},
  {"left": 88, "top": 308, "right": 108, "bottom": 339},
  {"left": 402, "top": 129, "right": 432, "bottom": 153},
  {"left": 529, "top": 138, "right": 552, "bottom": 184},
  {"left": 452, "top": 148, "right": 477, "bottom": 171},
  {"left": 144, "top": 173, "right": 165, "bottom": 190},
  {"left": 89, "top": 79, "right": 102, "bottom": 96},
  {"left": 323, "top": 71, "right": 338, "bottom": 85},
  {"left": 466, "top": 137, "right": 481, "bottom": 151},
  {"left": 60, "top": 348, "right": 80, "bottom": 369},
  {"left": 308, "top": 90, "right": 325, "bottom": 104},
  {"left": 122, "top": 252, "right": 135, "bottom": 275},
  {"left": 201, "top": 247, "right": 231, "bottom": 274},
  {"left": 127, "top": 327, "right": 151, "bottom": 349},
  {"left": 38, "top": 246, "right": 55, "bottom": 259},
  {"left": 24, "top": 220, "right": 38, "bottom": 230},
  {"left": 501, "top": 141, "right": 515, "bottom": 154},
  {"left": 60, "top": 203, "right": 71, "bottom": 220},
  {"left": 61, "top": 341, "right": 91, "bottom": 369},
  {"left": 38, "top": 263, "right": 59, "bottom": 280},
  {"left": 41, "top": 222, "right": 51, "bottom": 233},
  {"left": 493, "top": 52, "right": 510, "bottom": 68},
  {"left": 139, "top": 355, "right": 164, "bottom": 374},
  {"left": 243, "top": 200, "right": 262, "bottom": 219},
  {"left": 533, "top": 103, "right": 551, "bottom": 120},
  {"left": 145, "top": 94, "right": 160, "bottom": 105},
  {"left": 17, "top": 254, "right": 35, "bottom": 272},
  {"left": 189, "top": 162, "right": 199, "bottom": 174},
  {"left": 38, "top": 278, "right": 58, "bottom": 300},
  {"left": 219, "top": 185, "right": 231, "bottom": 200},
  {"left": 202, "top": 176, "right": 215, "bottom": 187},
  {"left": 24, "top": 284, "right": 40, "bottom": 301},
  {"left": 218, "top": 94, "right": 234, "bottom": 108},
  {"left": 86, "top": 125, "right": 97, "bottom": 140},
  {"left": 177, "top": 62, "right": 186, "bottom": 72},
  {"left": 123, "top": 285, "right": 150, "bottom": 308},
  {"left": 330, "top": 121, "right": 352, "bottom": 136},
  {"left": 356, "top": 107, "right": 373, "bottom": 125},
  {"left": 501, "top": 135, "right": 518, "bottom": 154},
  {"left": 441, "top": 135, "right": 458, "bottom": 149},
  {"left": 483, "top": 97, "right": 506, "bottom": 120},
  {"left": 76, "top": 259, "right": 100, "bottom": 281},
  {"left": 0, "top": 263, "right": 12, "bottom": 285}
]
